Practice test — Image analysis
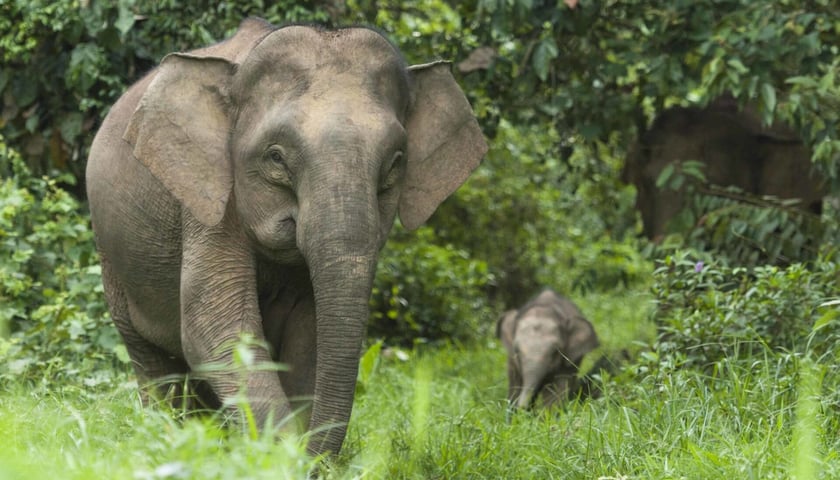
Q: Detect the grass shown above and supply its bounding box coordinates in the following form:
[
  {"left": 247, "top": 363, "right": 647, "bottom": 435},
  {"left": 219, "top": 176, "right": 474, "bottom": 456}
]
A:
[
  {"left": 1, "top": 288, "right": 838, "bottom": 479},
  {"left": 0, "top": 382, "right": 316, "bottom": 479}
]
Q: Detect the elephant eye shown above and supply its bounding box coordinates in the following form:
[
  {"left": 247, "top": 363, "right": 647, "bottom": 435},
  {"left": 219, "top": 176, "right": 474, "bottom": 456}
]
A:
[
  {"left": 379, "top": 150, "right": 404, "bottom": 193},
  {"left": 263, "top": 145, "right": 292, "bottom": 186},
  {"left": 266, "top": 145, "right": 286, "bottom": 165}
]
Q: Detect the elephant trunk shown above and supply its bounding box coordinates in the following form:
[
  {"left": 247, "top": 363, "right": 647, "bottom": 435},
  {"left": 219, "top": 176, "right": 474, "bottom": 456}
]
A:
[
  {"left": 515, "top": 357, "right": 551, "bottom": 409},
  {"left": 515, "top": 388, "right": 537, "bottom": 410},
  {"left": 298, "top": 167, "right": 380, "bottom": 456},
  {"left": 305, "top": 255, "right": 375, "bottom": 455}
]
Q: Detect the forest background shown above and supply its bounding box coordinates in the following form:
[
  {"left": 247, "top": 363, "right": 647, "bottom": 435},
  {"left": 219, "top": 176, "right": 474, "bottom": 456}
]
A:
[{"left": 1, "top": 1, "right": 839, "bottom": 478}]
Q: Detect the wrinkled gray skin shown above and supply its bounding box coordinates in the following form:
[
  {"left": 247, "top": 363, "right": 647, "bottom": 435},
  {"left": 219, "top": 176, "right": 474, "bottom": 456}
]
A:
[
  {"left": 623, "top": 96, "right": 826, "bottom": 240},
  {"left": 496, "top": 289, "right": 599, "bottom": 410},
  {"left": 86, "top": 18, "right": 486, "bottom": 456}
]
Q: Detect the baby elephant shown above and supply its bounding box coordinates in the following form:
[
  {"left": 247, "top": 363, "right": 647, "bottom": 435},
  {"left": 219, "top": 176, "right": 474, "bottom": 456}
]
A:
[{"left": 497, "top": 289, "right": 599, "bottom": 410}]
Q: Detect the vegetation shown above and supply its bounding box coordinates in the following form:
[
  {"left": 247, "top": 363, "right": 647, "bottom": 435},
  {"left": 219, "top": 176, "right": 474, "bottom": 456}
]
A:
[
  {"left": 0, "top": 136, "right": 116, "bottom": 386},
  {"left": 2, "top": 316, "right": 837, "bottom": 479},
  {"left": 1, "top": 0, "right": 839, "bottom": 478}
]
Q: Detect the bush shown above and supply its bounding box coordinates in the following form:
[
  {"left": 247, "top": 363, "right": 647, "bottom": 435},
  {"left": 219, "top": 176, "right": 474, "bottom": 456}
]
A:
[
  {"left": 431, "top": 119, "right": 649, "bottom": 308},
  {"left": 0, "top": 137, "right": 120, "bottom": 386},
  {"left": 653, "top": 165, "right": 839, "bottom": 266},
  {"left": 650, "top": 248, "right": 840, "bottom": 371},
  {"left": 369, "top": 226, "right": 494, "bottom": 345}
]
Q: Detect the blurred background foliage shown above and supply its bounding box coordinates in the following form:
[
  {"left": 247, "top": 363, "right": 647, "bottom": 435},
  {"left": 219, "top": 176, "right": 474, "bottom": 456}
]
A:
[
  {"left": 0, "top": 135, "right": 116, "bottom": 385},
  {"left": 651, "top": 248, "right": 840, "bottom": 370},
  {"left": 1, "top": 0, "right": 838, "bottom": 371}
]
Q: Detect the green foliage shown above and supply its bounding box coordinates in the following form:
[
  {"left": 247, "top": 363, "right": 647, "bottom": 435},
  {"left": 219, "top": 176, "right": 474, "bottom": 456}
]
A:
[
  {"left": 0, "top": 0, "right": 329, "bottom": 186},
  {"left": 455, "top": 0, "right": 839, "bottom": 276},
  {"left": 369, "top": 226, "right": 494, "bottom": 345},
  {"left": 650, "top": 248, "right": 840, "bottom": 370},
  {"left": 0, "top": 385, "right": 317, "bottom": 480},
  {"left": 433, "top": 119, "right": 650, "bottom": 307},
  {"left": 781, "top": 59, "right": 840, "bottom": 180},
  {"left": 655, "top": 165, "right": 839, "bottom": 266},
  {"left": 0, "top": 137, "right": 118, "bottom": 385},
  {"left": 355, "top": 340, "right": 384, "bottom": 395},
  {"left": 683, "top": 187, "right": 834, "bottom": 266},
  {"left": 1, "top": 0, "right": 142, "bottom": 184},
  {"left": 460, "top": 1, "right": 839, "bottom": 174},
  {"left": 346, "top": 0, "right": 468, "bottom": 63}
]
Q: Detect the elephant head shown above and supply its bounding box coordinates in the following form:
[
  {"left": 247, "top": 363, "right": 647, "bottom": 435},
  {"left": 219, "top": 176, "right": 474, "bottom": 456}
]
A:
[
  {"left": 92, "top": 20, "right": 486, "bottom": 456},
  {"left": 497, "top": 289, "right": 599, "bottom": 410}
]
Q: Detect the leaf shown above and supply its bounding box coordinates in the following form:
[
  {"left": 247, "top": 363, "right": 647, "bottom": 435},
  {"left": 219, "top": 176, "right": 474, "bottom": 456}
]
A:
[
  {"left": 69, "top": 43, "right": 100, "bottom": 74},
  {"left": 112, "top": 344, "right": 131, "bottom": 365},
  {"left": 115, "top": 4, "right": 135, "bottom": 36},
  {"left": 59, "top": 113, "right": 84, "bottom": 143},
  {"left": 785, "top": 76, "right": 819, "bottom": 88},
  {"left": 727, "top": 58, "right": 748, "bottom": 74},
  {"left": 24, "top": 115, "right": 39, "bottom": 133},
  {"left": 532, "top": 38, "right": 558, "bottom": 82},
  {"left": 681, "top": 161, "right": 707, "bottom": 182},
  {"left": 68, "top": 43, "right": 103, "bottom": 91},
  {"left": 656, "top": 164, "right": 676, "bottom": 189},
  {"left": 760, "top": 83, "right": 776, "bottom": 122},
  {"left": 357, "top": 340, "right": 383, "bottom": 391},
  {"left": 818, "top": 67, "right": 836, "bottom": 94}
]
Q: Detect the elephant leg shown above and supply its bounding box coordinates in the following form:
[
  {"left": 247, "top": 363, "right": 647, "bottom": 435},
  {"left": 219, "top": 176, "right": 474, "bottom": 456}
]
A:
[
  {"left": 100, "top": 254, "right": 213, "bottom": 410},
  {"left": 506, "top": 359, "right": 523, "bottom": 405}
]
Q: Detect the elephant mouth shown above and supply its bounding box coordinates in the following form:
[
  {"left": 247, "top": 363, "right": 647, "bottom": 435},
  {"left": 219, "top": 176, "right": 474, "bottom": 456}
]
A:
[
  {"left": 273, "top": 217, "right": 303, "bottom": 263},
  {"left": 247, "top": 216, "right": 302, "bottom": 265}
]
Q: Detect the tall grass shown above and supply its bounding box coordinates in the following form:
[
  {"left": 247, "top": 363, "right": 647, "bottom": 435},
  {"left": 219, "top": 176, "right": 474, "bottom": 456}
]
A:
[
  {"left": 0, "top": 381, "right": 316, "bottom": 480},
  {"left": 2, "top": 289, "right": 837, "bottom": 479}
]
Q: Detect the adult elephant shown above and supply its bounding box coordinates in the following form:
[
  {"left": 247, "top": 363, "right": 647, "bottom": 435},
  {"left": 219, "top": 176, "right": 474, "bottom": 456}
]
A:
[
  {"left": 622, "top": 97, "right": 826, "bottom": 240},
  {"left": 86, "top": 18, "right": 487, "bottom": 456}
]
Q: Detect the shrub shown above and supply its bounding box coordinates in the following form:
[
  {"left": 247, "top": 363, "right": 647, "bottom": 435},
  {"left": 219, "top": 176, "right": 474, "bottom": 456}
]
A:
[
  {"left": 653, "top": 164, "right": 839, "bottom": 266},
  {"left": 431, "top": 119, "right": 649, "bottom": 308},
  {"left": 0, "top": 137, "right": 120, "bottom": 386},
  {"left": 650, "top": 248, "right": 840, "bottom": 370},
  {"left": 369, "top": 226, "right": 494, "bottom": 345}
]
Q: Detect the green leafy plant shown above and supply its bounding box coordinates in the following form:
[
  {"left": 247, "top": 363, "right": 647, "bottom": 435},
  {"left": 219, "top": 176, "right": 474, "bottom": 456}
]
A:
[
  {"left": 0, "top": 137, "right": 118, "bottom": 386},
  {"left": 650, "top": 248, "right": 840, "bottom": 371},
  {"left": 653, "top": 163, "right": 838, "bottom": 266},
  {"left": 369, "top": 226, "right": 493, "bottom": 345},
  {"left": 432, "top": 119, "right": 649, "bottom": 308}
]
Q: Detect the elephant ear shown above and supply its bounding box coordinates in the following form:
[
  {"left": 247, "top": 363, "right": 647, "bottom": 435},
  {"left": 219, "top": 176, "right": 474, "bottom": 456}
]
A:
[
  {"left": 496, "top": 310, "right": 518, "bottom": 354},
  {"left": 400, "top": 61, "right": 488, "bottom": 230},
  {"left": 124, "top": 53, "right": 236, "bottom": 227},
  {"left": 563, "top": 316, "right": 600, "bottom": 366}
]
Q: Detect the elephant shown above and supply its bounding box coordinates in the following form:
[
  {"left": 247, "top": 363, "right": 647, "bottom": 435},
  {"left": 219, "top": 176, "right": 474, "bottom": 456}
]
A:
[
  {"left": 496, "top": 289, "right": 599, "bottom": 410},
  {"left": 622, "top": 96, "right": 827, "bottom": 240},
  {"left": 85, "top": 18, "right": 487, "bottom": 456}
]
